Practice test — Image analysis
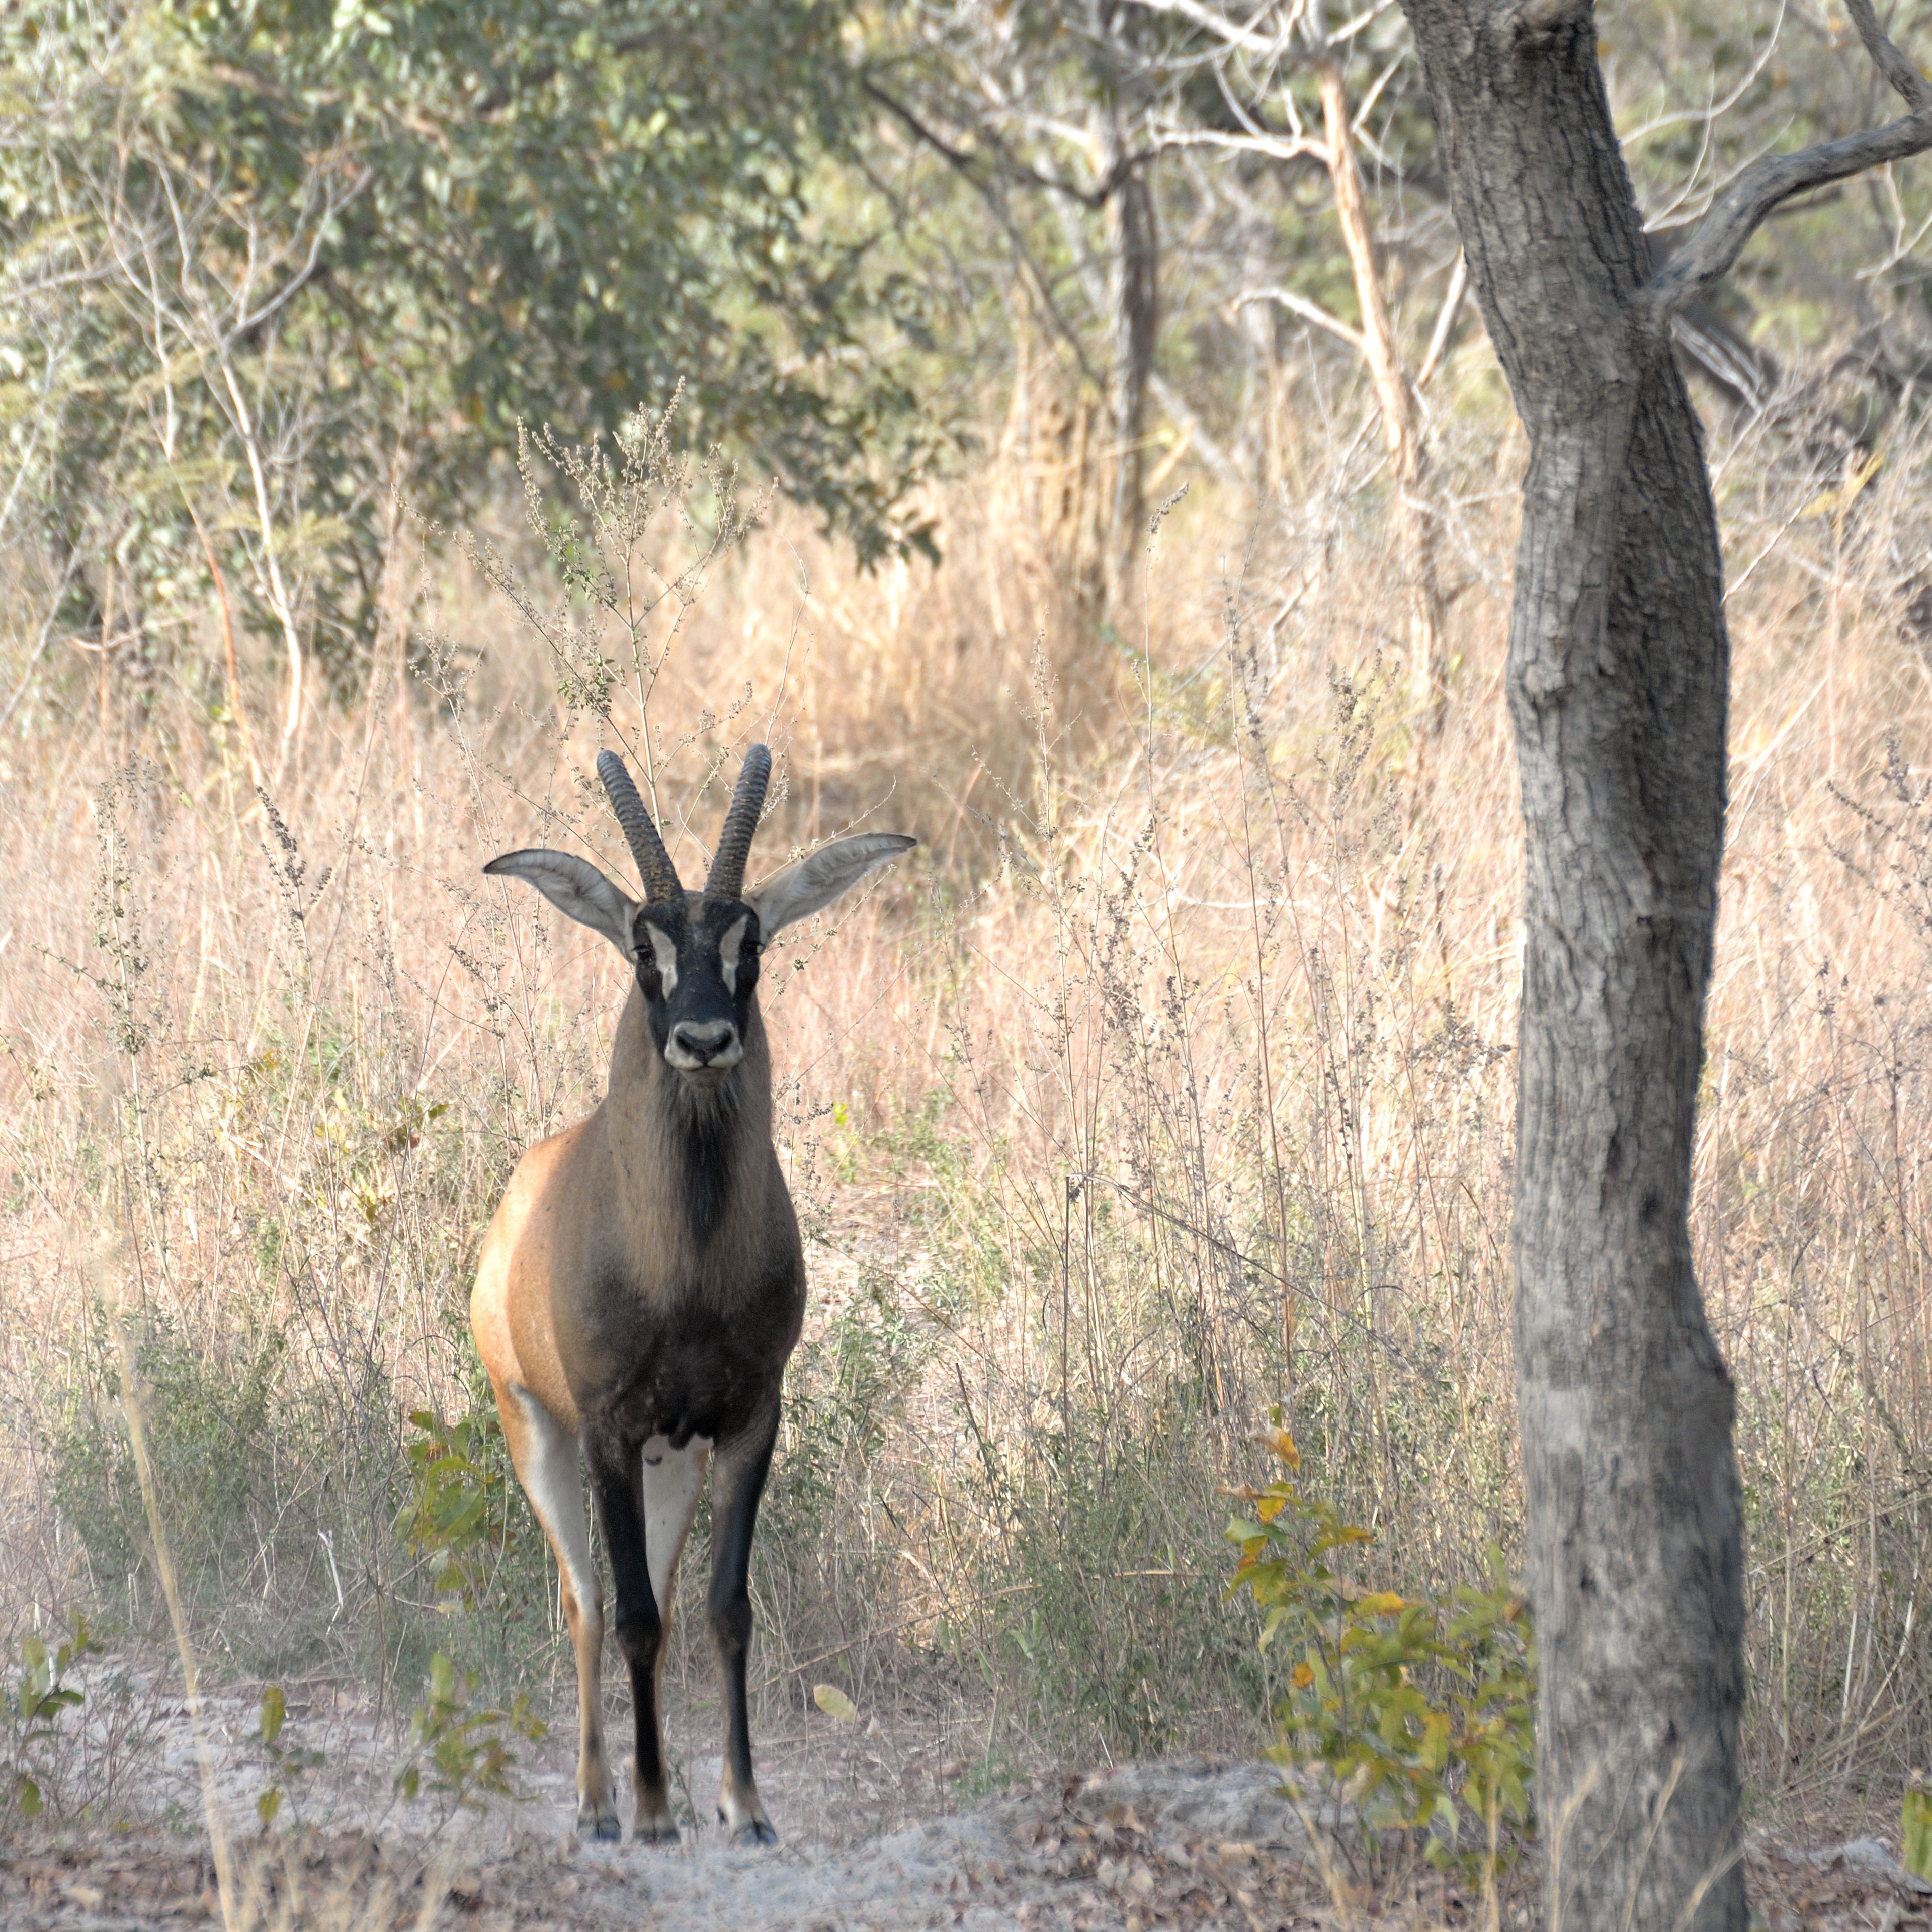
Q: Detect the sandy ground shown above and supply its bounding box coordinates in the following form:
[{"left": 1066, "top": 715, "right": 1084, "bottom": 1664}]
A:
[
  {"left": 4, "top": 1658, "right": 1929, "bottom": 1929},
  {"left": 4, "top": 1744, "right": 1930, "bottom": 1931},
  {"left": 4, "top": 1756, "right": 1471, "bottom": 1930}
]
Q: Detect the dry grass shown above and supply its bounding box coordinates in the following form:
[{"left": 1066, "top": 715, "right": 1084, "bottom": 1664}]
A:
[{"left": 0, "top": 354, "right": 1927, "bottom": 1865}]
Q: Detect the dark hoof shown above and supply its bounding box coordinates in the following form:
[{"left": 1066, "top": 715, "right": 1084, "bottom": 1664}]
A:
[
  {"left": 634, "top": 1820, "right": 680, "bottom": 1847},
  {"left": 730, "top": 1821, "right": 779, "bottom": 1849},
  {"left": 579, "top": 1815, "right": 622, "bottom": 1843}
]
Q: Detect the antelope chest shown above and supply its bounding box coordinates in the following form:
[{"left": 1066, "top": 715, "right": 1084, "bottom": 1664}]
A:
[{"left": 566, "top": 1272, "right": 803, "bottom": 1449}]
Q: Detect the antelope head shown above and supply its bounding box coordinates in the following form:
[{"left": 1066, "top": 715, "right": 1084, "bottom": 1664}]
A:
[{"left": 484, "top": 745, "right": 913, "bottom": 1089}]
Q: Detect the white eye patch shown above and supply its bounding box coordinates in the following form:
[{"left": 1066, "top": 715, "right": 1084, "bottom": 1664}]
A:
[
  {"left": 645, "top": 923, "right": 679, "bottom": 995},
  {"left": 718, "top": 915, "right": 750, "bottom": 994}
]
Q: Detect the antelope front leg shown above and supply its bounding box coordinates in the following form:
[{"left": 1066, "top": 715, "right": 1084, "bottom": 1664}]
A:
[
  {"left": 584, "top": 1425, "right": 678, "bottom": 1844},
  {"left": 708, "top": 1410, "right": 781, "bottom": 1847}
]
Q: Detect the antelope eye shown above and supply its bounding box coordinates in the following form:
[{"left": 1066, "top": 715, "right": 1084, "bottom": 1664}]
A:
[{"left": 636, "top": 922, "right": 681, "bottom": 997}]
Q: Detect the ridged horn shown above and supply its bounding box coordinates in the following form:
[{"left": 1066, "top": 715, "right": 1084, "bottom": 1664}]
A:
[
  {"left": 705, "top": 744, "right": 772, "bottom": 901},
  {"left": 597, "top": 750, "right": 684, "bottom": 903}
]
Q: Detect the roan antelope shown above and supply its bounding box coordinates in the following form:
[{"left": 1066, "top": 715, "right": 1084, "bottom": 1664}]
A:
[{"left": 470, "top": 745, "right": 913, "bottom": 1845}]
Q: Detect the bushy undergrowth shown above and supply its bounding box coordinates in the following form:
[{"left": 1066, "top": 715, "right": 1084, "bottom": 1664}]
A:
[
  {"left": 4, "top": 1618, "right": 95, "bottom": 1824},
  {"left": 1, "top": 371, "right": 1929, "bottom": 1846},
  {"left": 1227, "top": 1425, "right": 1535, "bottom": 1882}
]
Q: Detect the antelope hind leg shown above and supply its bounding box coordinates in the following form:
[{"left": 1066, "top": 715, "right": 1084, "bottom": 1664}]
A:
[
  {"left": 708, "top": 1413, "right": 781, "bottom": 1847},
  {"left": 502, "top": 1388, "right": 620, "bottom": 1840}
]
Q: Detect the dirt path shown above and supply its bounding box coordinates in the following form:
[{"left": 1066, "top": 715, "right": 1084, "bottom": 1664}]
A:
[
  {"left": 0, "top": 1758, "right": 1376, "bottom": 1930},
  {"left": 5, "top": 1755, "right": 1930, "bottom": 1930},
  {"left": 5, "top": 1661, "right": 1928, "bottom": 1931}
]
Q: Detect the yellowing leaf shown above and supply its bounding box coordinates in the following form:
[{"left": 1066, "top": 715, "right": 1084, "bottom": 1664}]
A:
[
  {"left": 813, "top": 1684, "right": 859, "bottom": 1722},
  {"left": 1257, "top": 1496, "right": 1285, "bottom": 1523},
  {"left": 1356, "top": 1591, "right": 1410, "bottom": 1616},
  {"left": 1799, "top": 449, "right": 1883, "bottom": 532},
  {"left": 1291, "top": 1661, "right": 1314, "bottom": 1689}
]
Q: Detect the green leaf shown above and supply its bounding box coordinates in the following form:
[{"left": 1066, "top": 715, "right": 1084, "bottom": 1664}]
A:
[
  {"left": 1904, "top": 1780, "right": 1932, "bottom": 1881},
  {"left": 260, "top": 1684, "right": 286, "bottom": 1747},
  {"left": 257, "top": 1787, "right": 283, "bottom": 1827}
]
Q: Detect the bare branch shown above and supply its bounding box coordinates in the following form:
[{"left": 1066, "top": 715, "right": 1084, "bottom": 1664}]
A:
[
  {"left": 1145, "top": 123, "right": 1330, "bottom": 167},
  {"left": 1642, "top": 127, "right": 1932, "bottom": 323},
  {"left": 1113, "top": 0, "right": 1304, "bottom": 58},
  {"left": 1329, "top": 0, "right": 1405, "bottom": 48},
  {"left": 1641, "top": 0, "right": 1931, "bottom": 323},
  {"left": 864, "top": 78, "right": 1153, "bottom": 208},
  {"left": 866, "top": 79, "right": 1110, "bottom": 393},
  {"left": 1618, "top": 0, "right": 1787, "bottom": 150},
  {"left": 1416, "top": 249, "right": 1469, "bottom": 390},
  {"left": 1231, "top": 284, "right": 1365, "bottom": 351},
  {"left": 234, "top": 167, "right": 373, "bottom": 339},
  {"left": 1147, "top": 372, "right": 1244, "bottom": 489}
]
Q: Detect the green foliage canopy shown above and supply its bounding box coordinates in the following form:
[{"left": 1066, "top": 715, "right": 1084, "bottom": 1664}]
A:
[{"left": 0, "top": 0, "right": 943, "bottom": 679}]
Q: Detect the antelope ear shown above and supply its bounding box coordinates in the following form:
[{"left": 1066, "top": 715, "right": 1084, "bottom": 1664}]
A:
[
  {"left": 749, "top": 833, "right": 916, "bottom": 937},
  {"left": 484, "top": 850, "right": 639, "bottom": 960}
]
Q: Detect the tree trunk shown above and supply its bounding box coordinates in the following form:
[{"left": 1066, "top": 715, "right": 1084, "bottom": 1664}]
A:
[
  {"left": 1395, "top": 8, "right": 1747, "bottom": 1927},
  {"left": 1108, "top": 160, "right": 1158, "bottom": 601}
]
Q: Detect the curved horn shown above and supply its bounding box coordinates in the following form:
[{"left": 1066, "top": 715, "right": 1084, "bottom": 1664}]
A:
[
  {"left": 705, "top": 744, "right": 772, "bottom": 901},
  {"left": 597, "top": 750, "right": 684, "bottom": 902}
]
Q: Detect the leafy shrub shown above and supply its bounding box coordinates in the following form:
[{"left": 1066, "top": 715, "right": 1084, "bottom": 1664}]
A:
[
  {"left": 252, "top": 1685, "right": 325, "bottom": 1830},
  {"left": 1226, "top": 1422, "right": 1536, "bottom": 1880},
  {"left": 392, "top": 1652, "right": 544, "bottom": 1820},
  {"left": 3, "top": 1619, "right": 96, "bottom": 1825},
  {"left": 48, "top": 1306, "right": 416, "bottom": 1675},
  {"left": 397, "top": 1407, "right": 523, "bottom": 1613},
  {"left": 52, "top": 1317, "right": 289, "bottom": 1600}
]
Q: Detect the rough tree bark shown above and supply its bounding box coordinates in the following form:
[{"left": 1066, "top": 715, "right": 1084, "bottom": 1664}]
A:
[
  {"left": 1387, "top": 3, "right": 1932, "bottom": 1926},
  {"left": 1109, "top": 158, "right": 1159, "bottom": 584}
]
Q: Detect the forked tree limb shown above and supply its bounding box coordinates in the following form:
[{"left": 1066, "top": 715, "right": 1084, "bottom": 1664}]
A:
[
  {"left": 1846, "top": 0, "right": 1932, "bottom": 114},
  {"left": 1641, "top": 0, "right": 1932, "bottom": 323}
]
